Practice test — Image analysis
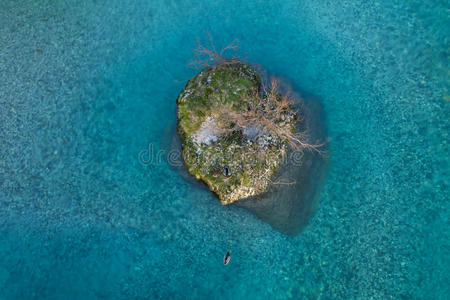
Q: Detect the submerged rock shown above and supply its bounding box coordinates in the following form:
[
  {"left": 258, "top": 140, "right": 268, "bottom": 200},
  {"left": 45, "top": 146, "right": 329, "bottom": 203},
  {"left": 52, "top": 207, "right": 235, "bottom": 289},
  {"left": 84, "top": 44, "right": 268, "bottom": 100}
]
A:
[
  {"left": 176, "top": 63, "right": 298, "bottom": 205},
  {"left": 237, "top": 93, "right": 329, "bottom": 235},
  {"left": 162, "top": 90, "right": 328, "bottom": 235}
]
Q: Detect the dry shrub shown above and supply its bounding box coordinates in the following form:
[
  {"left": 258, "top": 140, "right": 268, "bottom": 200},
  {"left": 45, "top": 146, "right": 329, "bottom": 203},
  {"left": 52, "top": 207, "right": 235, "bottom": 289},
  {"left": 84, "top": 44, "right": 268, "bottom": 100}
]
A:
[
  {"left": 213, "top": 77, "right": 325, "bottom": 153},
  {"left": 190, "top": 34, "right": 325, "bottom": 153},
  {"left": 189, "top": 31, "right": 241, "bottom": 69}
]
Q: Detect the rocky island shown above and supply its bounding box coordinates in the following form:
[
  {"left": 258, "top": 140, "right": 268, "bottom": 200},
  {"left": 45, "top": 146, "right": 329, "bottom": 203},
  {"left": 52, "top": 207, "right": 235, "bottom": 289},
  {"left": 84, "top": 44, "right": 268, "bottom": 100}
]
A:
[{"left": 176, "top": 62, "right": 306, "bottom": 205}]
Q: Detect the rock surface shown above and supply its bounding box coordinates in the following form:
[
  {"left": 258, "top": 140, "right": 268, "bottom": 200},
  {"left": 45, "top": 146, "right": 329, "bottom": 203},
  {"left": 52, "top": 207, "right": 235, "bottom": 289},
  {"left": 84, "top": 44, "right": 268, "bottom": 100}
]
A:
[{"left": 176, "top": 63, "right": 298, "bottom": 205}]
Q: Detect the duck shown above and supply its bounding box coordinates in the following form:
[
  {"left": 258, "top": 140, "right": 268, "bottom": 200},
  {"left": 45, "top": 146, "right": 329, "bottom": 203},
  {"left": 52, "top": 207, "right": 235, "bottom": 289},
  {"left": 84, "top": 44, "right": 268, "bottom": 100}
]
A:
[{"left": 223, "top": 250, "right": 231, "bottom": 265}]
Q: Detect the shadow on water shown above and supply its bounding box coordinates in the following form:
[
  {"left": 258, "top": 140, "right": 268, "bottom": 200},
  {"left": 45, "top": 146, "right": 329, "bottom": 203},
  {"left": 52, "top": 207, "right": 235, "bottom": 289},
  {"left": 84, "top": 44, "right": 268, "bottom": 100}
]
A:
[
  {"left": 237, "top": 93, "right": 329, "bottom": 235},
  {"left": 161, "top": 69, "right": 329, "bottom": 236}
]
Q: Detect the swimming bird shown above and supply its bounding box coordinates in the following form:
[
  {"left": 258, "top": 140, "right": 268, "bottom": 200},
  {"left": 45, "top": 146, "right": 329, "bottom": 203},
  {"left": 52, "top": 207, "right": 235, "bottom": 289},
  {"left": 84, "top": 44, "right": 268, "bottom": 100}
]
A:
[{"left": 223, "top": 250, "right": 231, "bottom": 265}]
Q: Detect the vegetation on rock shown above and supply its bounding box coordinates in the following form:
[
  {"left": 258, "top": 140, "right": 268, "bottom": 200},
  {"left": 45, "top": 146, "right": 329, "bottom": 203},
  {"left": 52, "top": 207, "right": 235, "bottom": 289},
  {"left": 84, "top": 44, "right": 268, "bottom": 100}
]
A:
[{"left": 177, "top": 37, "right": 322, "bottom": 205}]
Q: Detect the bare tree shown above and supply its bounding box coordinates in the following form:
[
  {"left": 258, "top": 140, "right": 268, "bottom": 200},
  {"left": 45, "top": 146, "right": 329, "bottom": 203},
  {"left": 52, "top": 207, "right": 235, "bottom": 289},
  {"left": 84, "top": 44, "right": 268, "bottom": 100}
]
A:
[
  {"left": 213, "top": 77, "right": 325, "bottom": 153},
  {"left": 189, "top": 31, "right": 241, "bottom": 69},
  {"left": 189, "top": 34, "right": 325, "bottom": 153}
]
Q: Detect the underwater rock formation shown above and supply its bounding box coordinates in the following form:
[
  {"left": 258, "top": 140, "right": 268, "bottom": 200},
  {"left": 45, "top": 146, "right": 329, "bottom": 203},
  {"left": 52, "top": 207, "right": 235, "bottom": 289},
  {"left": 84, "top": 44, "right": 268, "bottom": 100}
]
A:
[
  {"left": 163, "top": 65, "right": 328, "bottom": 235},
  {"left": 176, "top": 63, "right": 299, "bottom": 205},
  {"left": 237, "top": 91, "right": 329, "bottom": 235}
]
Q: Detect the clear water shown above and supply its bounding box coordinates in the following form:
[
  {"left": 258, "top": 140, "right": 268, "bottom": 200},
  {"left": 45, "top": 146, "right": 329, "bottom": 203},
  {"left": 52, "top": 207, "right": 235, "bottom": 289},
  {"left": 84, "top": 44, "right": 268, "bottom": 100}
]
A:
[{"left": 0, "top": 1, "right": 448, "bottom": 299}]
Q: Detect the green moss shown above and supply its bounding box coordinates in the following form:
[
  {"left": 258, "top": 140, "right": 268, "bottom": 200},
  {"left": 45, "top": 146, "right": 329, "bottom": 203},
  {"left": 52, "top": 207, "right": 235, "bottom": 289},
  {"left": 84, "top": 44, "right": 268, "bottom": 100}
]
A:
[{"left": 176, "top": 62, "right": 296, "bottom": 205}]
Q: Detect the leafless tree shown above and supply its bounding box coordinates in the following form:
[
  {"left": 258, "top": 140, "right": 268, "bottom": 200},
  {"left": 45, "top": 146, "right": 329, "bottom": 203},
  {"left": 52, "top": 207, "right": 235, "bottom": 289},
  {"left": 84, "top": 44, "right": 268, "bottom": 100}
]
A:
[{"left": 189, "top": 31, "right": 241, "bottom": 69}]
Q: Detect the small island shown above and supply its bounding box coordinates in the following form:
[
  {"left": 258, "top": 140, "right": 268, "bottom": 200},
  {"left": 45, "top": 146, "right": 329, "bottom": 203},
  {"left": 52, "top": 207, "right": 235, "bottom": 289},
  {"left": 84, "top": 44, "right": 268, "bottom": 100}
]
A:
[{"left": 176, "top": 62, "right": 312, "bottom": 205}]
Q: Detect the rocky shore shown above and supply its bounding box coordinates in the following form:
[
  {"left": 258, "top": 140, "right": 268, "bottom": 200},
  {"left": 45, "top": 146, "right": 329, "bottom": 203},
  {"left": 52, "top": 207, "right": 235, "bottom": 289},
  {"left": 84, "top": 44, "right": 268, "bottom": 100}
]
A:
[{"left": 176, "top": 63, "right": 298, "bottom": 205}]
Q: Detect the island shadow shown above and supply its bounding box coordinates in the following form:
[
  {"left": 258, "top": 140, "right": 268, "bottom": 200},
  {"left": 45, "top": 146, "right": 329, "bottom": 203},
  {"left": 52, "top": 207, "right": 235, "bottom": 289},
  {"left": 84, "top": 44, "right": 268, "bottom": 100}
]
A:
[{"left": 161, "top": 70, "right": 329, "bottom": 236}]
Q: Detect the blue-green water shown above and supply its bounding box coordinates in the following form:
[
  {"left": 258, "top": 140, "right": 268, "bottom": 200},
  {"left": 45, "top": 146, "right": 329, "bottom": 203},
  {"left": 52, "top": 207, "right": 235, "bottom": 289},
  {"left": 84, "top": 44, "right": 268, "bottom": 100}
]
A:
[{"left": 0, "top": 1, "right": 449, "bottom": 299}]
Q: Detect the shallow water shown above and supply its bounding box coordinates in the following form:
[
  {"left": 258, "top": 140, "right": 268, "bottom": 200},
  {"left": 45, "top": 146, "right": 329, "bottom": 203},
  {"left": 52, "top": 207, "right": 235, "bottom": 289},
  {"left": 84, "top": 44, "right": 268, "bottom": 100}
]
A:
[{"left": 0, "top": 0, "right": 449, "bottom": 299}]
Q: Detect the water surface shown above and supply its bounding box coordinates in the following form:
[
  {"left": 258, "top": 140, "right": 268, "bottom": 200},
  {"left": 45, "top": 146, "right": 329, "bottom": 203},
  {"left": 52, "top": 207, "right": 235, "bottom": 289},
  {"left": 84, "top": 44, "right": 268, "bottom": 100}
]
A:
[{"left": 0, "top": 0, "right": 448, "bottom": 299}]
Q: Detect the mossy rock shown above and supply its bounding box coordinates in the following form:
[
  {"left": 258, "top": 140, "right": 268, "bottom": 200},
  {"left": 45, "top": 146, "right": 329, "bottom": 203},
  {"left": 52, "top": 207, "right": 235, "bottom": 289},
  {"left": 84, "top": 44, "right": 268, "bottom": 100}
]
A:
[{"left": 176, "top": 63, "right": 298, "bottom": 205}]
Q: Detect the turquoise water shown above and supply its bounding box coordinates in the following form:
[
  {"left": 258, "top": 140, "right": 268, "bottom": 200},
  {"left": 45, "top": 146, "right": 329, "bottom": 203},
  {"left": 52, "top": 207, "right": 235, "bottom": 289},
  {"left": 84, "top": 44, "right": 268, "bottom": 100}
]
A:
[{"left": 0, "top": 0, "right": 449, "bottom": 299}]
